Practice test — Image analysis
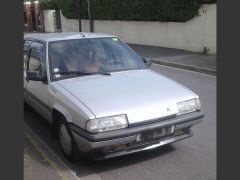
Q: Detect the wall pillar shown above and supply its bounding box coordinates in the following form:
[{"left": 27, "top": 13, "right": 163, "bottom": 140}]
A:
[
  {"left": 33, "top": 1, "right": 41, "bottom": 32},
  {"left": 24, "top": 1, "right": 33, "bottom": 32}
]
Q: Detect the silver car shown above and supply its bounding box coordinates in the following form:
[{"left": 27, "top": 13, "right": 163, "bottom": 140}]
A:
[{"left": 24, "top": 32, "right": 204, "bottom": 161}]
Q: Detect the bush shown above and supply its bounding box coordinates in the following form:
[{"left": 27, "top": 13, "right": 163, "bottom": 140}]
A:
[
  {"left": 40, "top": 0, "right": 61, "bottom": 10},
  {"left": 198, "top": 0, "right": 217, "bottom": 4},
  {"left": 88, "top": 0, "right": 201, "bottom": 22},
  {"left": 58, "top": 0, "right": 78, "bottom": 18},
  {"left": 41, "top": 0, "right": 211, "bottom": 22}
]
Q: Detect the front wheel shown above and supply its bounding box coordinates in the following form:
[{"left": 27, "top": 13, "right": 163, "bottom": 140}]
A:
[{"left": 58, "top": 121, "right": 81, "bottom": 161}]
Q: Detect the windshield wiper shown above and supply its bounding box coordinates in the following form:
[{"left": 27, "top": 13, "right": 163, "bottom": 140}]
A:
[
  {"left": 53, "top": 71, "right": 94, "bottom": 76},
  {"left": 53, "top": 71, "right": 111, "bottom": 76},
  {"left": 98, "top": 71, "right": 111, "bottom": 75}
]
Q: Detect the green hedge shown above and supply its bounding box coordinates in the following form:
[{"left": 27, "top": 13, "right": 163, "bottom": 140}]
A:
[
  {"left": 40, "top": 0, "right": 216, "bottom": 22},
  {"left": 40, "top": 0, "right": 61, "bottom": 10},
  {"left": 198, "top": 0, "right": 217, "bottom": 4},
  {"left": 90, "top": 0, "right": 201, "bottom": 22}
]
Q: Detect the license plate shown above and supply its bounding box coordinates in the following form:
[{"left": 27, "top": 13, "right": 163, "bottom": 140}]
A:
[{"left": 136, "top": 126, "right": 174, "bottom": 142}]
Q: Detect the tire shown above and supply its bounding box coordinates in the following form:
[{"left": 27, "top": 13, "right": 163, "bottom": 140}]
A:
[{"left": 57, "top": 117, "right": 81, "bottom": 162}]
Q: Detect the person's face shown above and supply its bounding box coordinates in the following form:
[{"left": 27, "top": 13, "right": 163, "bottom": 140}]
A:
[{"left": 66, "top": 53, "right": 79, "bottom": 71}]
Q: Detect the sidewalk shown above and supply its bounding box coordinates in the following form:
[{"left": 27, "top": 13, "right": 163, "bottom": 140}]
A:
[
  {"left": 24, "top": 122, "right": 79, "bottom": 180},
  {"left": 128, "top": 44, "right": 216, "bottom": 76}
]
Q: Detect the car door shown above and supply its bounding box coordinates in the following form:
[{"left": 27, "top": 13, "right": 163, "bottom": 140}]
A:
[{"left": 25, "top": 41, "right": 52, "bottom": 122}]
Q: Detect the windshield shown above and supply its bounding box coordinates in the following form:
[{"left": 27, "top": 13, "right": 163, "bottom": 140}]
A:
[{"left": 48, "top": 37, "right": 147, "bottom": 80}]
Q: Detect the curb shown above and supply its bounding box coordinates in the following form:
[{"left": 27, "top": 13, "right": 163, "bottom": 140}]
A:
[
  {"left": 24, "top": 122, "right": 80, "bottom": 180},
  {"left": 151, "top": 59, "right": 216, "bottom": 76}
]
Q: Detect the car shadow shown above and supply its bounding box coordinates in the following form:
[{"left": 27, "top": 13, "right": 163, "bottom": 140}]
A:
[
  {"left": 80, "top": 145, "right": 176, "bottom": 176},
  {"left": 24, "top": 108, "right": 176, "bottom": 179}
]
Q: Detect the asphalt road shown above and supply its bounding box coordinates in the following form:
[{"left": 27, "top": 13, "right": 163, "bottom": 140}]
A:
[{"left": 24, "top": 64, "right": 216, "bottom": 180}]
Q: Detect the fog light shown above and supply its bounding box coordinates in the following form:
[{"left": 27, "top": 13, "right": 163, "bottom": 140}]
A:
[
  {"left": 108, "top": 143, "right": 128, "bottom": 152},
  {"left": 115, "top": 143, "right": 127, "bottom": 151},
  {"left": 174, "top": 129, "right": 185, "bottom": 136}
]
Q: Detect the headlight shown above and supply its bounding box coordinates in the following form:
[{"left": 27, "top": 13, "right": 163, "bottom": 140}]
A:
[
  {"left": 177, "top": 98, "right": 201, "bottom": 115},
  {"left": 86, "top": 114, "right": 128, "bottom": 133}
]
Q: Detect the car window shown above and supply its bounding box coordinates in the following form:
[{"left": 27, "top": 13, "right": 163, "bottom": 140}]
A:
[
  {"left": 28, "top": 49, "right": 41, "bottom": 72},
  {"left": 24, "top": 40, "right": 32, "bottom": 52},
  {"left": 27, "top": 42, "right": 46, "bottom": 73}
]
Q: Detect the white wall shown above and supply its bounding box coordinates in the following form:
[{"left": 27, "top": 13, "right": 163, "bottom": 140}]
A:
[
  {"left": 43, "top": 10, "right": 55, "bottom": 32},
  {"left": 60, "top": 4, "right": 216, "bottom": 54},
  {"left": 60, "top": 12, "right": 90, "bottom": 32}
]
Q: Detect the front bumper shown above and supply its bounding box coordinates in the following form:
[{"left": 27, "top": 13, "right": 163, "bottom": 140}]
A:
[{"left": 70, "top": 111, "right": 204, "bottom": 160}]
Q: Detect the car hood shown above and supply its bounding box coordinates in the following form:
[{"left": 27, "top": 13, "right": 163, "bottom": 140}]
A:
[{"left": 57, "top": 69, "right": 197, "bottom": 125}]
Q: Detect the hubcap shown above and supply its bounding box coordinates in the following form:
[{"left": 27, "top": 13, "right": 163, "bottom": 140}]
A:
[{"left": 59, "top": 124, "right": 72, "bottom": 156}]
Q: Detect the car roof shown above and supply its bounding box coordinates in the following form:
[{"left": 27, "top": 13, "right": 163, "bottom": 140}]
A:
[{"left": 24, "top": 32, "right": 117, "bottom": 42}]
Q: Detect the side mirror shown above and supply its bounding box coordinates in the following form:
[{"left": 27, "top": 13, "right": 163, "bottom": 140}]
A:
[
  {"left": 142, "top": 57, "right": 152, "bottom": 67},
  {"left": 26, "top": 71, "right": 47, "bottom": 82}
]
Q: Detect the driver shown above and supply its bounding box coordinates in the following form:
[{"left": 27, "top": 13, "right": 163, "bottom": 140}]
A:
[
  {"left": 84, "top": 43, "right": 101, "bottom": 73},
  {"left": 65, "top": 41, "right": 101, "bottom": 73}
]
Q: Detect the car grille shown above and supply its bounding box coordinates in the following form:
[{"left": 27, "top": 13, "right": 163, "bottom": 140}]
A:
[{"left": 129, "top": 114, "right": 176, "bottom": 127}]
